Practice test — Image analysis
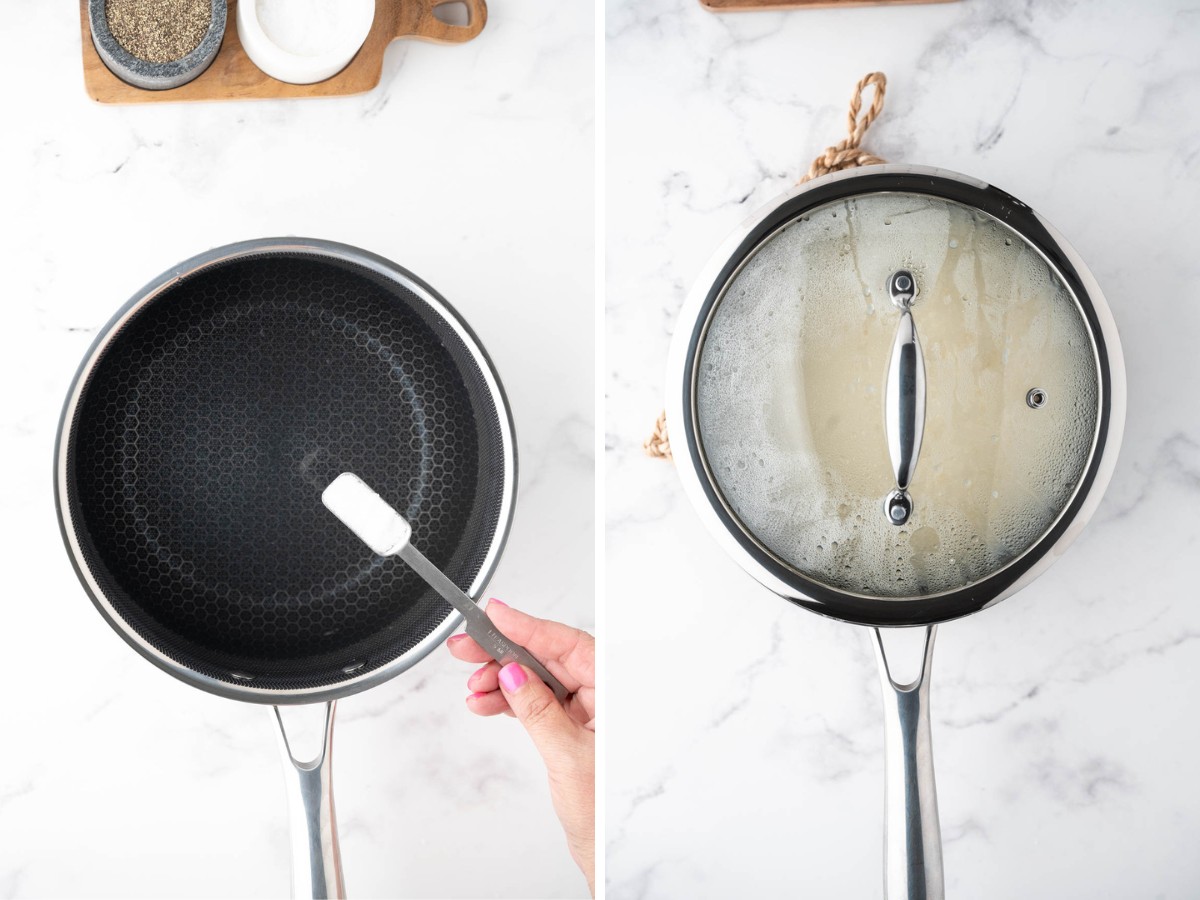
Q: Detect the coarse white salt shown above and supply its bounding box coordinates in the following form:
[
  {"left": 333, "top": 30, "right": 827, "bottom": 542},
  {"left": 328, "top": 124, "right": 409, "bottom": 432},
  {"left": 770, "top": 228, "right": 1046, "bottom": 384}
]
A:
[{"left": 255, "top": 0, "right": 373, "bottom": 57}]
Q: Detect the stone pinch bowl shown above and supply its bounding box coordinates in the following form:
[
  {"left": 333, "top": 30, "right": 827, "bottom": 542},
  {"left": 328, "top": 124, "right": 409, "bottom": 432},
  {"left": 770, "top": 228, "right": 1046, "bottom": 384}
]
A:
[{"left": 88, "top": 0, "right": 228, "bottom": 91}]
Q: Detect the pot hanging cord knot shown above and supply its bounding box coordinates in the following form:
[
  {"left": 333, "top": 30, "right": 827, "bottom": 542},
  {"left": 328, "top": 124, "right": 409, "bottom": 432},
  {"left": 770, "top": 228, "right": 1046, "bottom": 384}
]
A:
[
  {"left": 644, "top": 71, "right": 890, "bottom": 461},
  {"left": 801, "top": 71, "right": 888, "bottom": 182}
]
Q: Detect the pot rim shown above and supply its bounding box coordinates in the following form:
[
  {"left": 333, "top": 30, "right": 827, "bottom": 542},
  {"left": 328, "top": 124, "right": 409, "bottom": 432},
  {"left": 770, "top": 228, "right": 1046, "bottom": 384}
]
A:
[
  {"left": 665, "top": 164, "right": 1126, "bottom": 628},
  {"left": 53, "top": 237, "right": 518, "bottom": 704}
]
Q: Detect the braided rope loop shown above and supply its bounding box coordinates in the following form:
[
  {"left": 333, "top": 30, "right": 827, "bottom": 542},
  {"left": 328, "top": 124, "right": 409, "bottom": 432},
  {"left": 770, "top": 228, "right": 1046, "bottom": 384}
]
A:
[{"left": 801, "top": 72, "right": 888, "bottom": 183}]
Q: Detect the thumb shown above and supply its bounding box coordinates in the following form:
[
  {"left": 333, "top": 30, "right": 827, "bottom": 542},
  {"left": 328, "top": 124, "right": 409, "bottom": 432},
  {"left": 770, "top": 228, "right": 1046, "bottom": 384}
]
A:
[{"left": 498, "top": 662, "right": 578, "bottom": 763}]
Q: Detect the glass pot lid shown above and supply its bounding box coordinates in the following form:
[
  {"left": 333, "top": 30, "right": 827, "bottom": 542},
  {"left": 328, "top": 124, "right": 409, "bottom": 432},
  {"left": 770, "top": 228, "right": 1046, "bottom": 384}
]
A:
[{"left": 692, "top": 188, "right": 1103, "bottom": 603}]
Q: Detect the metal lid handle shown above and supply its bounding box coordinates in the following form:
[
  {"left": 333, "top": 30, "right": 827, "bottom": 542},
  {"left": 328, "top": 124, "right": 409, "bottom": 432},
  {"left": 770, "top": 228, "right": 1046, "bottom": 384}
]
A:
[{"left": 884, "top": 270, "right": 926, "bottom": 526}]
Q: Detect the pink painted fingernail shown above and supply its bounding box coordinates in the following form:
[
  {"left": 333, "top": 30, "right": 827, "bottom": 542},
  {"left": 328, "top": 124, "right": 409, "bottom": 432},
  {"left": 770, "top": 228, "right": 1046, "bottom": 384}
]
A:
[
  {"left": 498, "top": 663, "right": 526, "bottom": 693},
  {"left": 447, "top": 634, "right": 467, "bottom": 644},
  {"left": 488, "top": 598, "right": 507, "bottom": 608},
  {"left": 469, "top": 691, "right": 489, "bottom": 700},
  {"left": 468, "top": 664, "right": 490, "bottom": 688}
]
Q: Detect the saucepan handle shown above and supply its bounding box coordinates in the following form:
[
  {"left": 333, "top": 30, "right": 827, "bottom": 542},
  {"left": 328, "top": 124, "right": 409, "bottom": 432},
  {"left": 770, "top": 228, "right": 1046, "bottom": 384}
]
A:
[
  {"left": 872, "top": 626, "right": 944, "bottom": 900},
  {"left": 273, "top": 702, "right": 346, "bottom": 900}
]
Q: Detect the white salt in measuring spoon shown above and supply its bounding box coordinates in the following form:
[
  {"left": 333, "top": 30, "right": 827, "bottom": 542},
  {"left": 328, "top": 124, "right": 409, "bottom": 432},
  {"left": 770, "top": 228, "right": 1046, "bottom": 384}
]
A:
[{"left": 322, "top": 472, "right": 569, "bottom": 702}]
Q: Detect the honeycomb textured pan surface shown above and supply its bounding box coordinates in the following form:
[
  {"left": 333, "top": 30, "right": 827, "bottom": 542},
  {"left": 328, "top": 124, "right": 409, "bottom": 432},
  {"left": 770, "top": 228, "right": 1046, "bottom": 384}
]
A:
[{"left": 66, "top": 253, "right": 506, "bottom": 690}]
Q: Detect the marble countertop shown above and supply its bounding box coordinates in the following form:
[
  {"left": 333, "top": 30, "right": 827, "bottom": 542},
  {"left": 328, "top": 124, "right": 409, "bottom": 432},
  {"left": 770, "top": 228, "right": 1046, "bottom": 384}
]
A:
[
  {"left": 0, "top": 2, "right": 593, "bottom": 898},
  {"left": 605, "top": 0, "right": 1200, "bottom": 897}
]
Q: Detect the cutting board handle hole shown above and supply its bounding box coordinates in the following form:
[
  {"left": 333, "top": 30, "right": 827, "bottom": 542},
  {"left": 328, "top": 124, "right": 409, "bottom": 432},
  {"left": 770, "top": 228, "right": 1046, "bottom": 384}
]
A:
[{"left": 432, "top": 1, "right": 471, "bottom": 26}]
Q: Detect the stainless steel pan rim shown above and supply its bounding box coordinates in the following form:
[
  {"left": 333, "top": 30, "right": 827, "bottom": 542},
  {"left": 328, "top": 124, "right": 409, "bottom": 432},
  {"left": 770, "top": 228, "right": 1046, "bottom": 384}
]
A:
[
  {"left": 54, "top": 237, "right": 518, "bottom": 705},
  {"left": 666, "top": 164, "right": 1126, "bottom": 627}
]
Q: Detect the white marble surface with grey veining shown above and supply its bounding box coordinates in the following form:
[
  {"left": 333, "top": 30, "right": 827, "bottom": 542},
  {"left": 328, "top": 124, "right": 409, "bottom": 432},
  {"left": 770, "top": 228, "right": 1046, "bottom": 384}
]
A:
[
  {"left": 0, "top": 2, "right": 593, "bottom": 897},
  {"left": 606, "top": 0, "right": 1200, "bottom": 897}
]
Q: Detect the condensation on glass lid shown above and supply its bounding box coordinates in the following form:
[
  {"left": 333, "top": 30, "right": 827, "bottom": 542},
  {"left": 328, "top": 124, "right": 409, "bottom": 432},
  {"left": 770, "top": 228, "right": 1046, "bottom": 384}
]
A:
[{"left": 695, "top": 191, "right": 1101, "bottom": 600}]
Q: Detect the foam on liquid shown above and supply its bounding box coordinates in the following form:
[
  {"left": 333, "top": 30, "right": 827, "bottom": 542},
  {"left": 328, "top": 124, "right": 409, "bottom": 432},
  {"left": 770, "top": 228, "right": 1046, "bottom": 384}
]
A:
[{"left": 695, "top": 192, "right": 1100, "bottom": 599}]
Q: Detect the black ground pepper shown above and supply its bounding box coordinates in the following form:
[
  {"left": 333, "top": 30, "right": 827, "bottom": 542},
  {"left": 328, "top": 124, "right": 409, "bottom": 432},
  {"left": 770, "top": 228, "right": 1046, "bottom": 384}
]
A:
[{"left": 105, "top": 0, "right": 211, "bottom": 63}]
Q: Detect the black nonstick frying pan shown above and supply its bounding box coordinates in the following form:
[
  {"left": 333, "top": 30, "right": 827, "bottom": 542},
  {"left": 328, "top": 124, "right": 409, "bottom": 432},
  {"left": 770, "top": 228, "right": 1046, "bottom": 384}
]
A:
[{"left": 54, "top": 238, "right": 517, "bottom": 898}]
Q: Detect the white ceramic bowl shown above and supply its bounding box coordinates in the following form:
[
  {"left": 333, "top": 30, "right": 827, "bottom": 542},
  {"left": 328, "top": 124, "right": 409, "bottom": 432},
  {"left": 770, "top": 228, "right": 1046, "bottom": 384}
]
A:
[{"left": 237, "top": 0, "right": 375, "bottom": 85}]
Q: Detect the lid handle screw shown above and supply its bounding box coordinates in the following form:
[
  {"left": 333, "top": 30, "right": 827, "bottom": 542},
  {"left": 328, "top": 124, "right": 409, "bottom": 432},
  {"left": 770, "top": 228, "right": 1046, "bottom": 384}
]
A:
[{"left": 888, "top": 269, "right": 917, "bottom": 309}]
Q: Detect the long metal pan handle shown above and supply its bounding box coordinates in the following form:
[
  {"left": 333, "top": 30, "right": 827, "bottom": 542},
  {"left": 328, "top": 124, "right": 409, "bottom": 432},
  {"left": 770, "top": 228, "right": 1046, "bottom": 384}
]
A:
[
  {"left": 872, "top": 626, "right": 944, "bottom": 900},
  {"left": 273, "top": 702, "right": 346, "bottom": 900}
]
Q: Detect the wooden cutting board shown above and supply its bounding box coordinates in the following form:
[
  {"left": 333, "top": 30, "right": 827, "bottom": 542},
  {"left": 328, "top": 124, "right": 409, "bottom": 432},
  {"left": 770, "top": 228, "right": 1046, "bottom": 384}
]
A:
[
  {"left": 80, "top": 0, "right": 486, "bottom": 104},
  {"left": 702, "top": 0, "right": 955, "bottom": 9}
]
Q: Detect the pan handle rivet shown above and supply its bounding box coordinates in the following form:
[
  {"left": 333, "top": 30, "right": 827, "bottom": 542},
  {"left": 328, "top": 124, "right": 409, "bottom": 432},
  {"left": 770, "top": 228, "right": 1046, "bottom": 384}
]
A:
[{"left": 1026, "top": 388, "right": 1047, "bottom": 409}]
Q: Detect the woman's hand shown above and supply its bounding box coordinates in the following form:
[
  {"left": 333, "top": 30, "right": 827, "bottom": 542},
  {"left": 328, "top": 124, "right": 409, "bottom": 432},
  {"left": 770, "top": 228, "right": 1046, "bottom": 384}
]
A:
[{"left": 447, "top": 600, "right": 596, "bottom": 895}]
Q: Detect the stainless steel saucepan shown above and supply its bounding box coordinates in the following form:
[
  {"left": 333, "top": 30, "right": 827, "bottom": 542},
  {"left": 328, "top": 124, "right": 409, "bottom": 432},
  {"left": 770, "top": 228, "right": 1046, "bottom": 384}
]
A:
[{"left": 667, "top": 165, "right": 1125, "bottom": 898}]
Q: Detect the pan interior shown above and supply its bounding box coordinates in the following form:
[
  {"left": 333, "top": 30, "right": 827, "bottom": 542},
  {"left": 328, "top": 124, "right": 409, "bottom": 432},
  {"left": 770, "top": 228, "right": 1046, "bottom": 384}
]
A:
[
  {"left": 64, "top": 252, "right": 508, "bottom": 692},
  {"left": 695, "top": 191, "right": 1101, "bottom": 601}
]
